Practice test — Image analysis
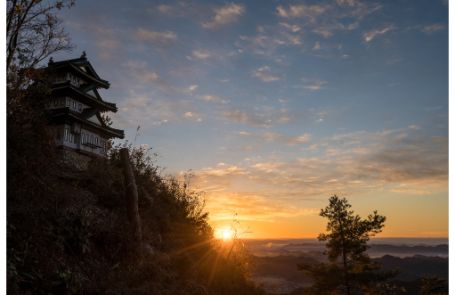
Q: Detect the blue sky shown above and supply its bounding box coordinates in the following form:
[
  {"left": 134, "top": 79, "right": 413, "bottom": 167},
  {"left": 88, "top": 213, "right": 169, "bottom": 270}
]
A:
[{"left": 53, "top": 0, "right": 448, "bottom": 238}]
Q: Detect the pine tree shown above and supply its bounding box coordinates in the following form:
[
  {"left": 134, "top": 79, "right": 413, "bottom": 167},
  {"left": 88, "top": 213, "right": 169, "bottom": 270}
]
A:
[{"left": 299, "top": 195, "right": 395, "bottom": 294}]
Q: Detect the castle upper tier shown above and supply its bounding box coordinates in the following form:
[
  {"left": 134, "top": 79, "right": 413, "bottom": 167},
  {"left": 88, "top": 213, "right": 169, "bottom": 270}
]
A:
[{"left": 45, "top": 53, "right": 124, "bottom": 158}]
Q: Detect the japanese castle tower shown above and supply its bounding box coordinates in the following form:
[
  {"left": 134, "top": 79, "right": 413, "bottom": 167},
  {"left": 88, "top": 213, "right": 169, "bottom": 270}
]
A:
[{"left": 45, "top": 53, "right": 124, "bottom": 162}]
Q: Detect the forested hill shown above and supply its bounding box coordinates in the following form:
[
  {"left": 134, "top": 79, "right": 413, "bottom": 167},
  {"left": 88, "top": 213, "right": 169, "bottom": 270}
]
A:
[{"left": 7, "top": 86, "right": 264, "bottom": 295}]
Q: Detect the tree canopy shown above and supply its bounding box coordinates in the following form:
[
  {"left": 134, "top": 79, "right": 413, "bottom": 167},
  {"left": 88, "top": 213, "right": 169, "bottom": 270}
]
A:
[{"left": 299, "top": 195, "right": 395, "bottom": 294}]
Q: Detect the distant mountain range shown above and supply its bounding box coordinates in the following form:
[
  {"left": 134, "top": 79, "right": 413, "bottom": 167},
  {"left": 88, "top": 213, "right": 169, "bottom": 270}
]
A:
[
  {"left": 244, "top": 238, "right": 448, "bottom": 258},
  {"left": 244, "top": 239, "right": 448, "bottom": 294}
]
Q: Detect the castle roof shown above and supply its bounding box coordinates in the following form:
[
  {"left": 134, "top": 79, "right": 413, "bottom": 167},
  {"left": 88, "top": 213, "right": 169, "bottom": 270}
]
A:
[{"left": 47, "top": 54, "right": 110, "bottom": 88}]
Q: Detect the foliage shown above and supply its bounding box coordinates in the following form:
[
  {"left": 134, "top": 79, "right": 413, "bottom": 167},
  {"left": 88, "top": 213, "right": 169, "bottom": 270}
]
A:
[
  {"left": 7, "top": 0, "right": 74, "bottom": 117},
  {"left": 299, "top": 195, "right": 395, "bottom": 294},
  {"left": 7, "top": 0, "right": 74, "bottom": 71},
  {"left": 8, "top": 126, "right": 264, "bottom": 294},
  {"left": 420, "top": 276, "right": 448, "bottom": 295},
  {"left": 6, "top": 2, "right": 263, "bottom": 292}
]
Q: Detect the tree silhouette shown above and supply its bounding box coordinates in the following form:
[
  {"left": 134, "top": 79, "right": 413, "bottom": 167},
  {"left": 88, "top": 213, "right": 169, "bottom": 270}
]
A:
[
  {"left": 7, "top": 0, "right": 74, "bottom": 71},
  {"left": 299, "top": 195, "right": 395, "bottom": 294},
  {"left": 7, "top": 0, "right": 75, "bottom": 107}
]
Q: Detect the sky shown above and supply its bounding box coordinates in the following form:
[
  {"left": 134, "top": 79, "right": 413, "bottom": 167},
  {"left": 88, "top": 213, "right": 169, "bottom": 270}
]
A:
[{"left": 53, "top": 0, "right": 448, "bottom": 238}]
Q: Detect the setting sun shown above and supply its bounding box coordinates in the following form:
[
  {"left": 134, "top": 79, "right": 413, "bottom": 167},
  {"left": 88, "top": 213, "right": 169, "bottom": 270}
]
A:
[{"left": 215, "top": 227, "right": 235, "bottom": 241}]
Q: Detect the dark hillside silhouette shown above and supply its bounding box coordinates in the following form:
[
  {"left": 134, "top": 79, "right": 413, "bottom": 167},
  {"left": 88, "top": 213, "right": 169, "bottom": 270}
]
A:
[{"left": 7, "top": 2, "right": 264, "bottom": 293}]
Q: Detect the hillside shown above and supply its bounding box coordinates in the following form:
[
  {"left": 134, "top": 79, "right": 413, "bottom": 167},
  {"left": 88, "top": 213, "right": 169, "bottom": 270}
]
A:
[{"left": 7, "top": 90, "right": 264, "bottom": 295}]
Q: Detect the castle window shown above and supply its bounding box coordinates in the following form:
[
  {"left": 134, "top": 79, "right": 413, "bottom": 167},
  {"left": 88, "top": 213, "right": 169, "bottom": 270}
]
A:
[{"left": 64, "top": 128, "right": 69, "bottom": 141}]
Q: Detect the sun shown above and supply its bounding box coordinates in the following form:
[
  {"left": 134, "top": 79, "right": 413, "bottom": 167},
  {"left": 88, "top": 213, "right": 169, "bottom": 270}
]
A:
[{"left": 215, "top": 227, "right": 235, "bottom": 241}]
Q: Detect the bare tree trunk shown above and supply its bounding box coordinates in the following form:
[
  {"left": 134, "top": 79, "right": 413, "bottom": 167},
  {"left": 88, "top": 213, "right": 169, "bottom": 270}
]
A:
[{"left": 120, "top": 148, "right": 143, "bottom": 261}]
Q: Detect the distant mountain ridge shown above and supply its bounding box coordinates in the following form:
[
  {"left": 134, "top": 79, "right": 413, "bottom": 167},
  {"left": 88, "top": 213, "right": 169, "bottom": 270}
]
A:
[
  {"left": 245, "top": 239, "right": 448, "bottom": 294},
  {"left": 244, "top": 239, "right": 448, "bottom": 258}
]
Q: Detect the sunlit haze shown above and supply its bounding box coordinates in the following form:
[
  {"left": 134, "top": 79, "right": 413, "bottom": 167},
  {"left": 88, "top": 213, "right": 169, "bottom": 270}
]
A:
[
  {"left": 215, "top": 227, "right": 235, "bottom": 241},
  {"left": 53, "top": 0, "right": 448, "bottom": 239}
]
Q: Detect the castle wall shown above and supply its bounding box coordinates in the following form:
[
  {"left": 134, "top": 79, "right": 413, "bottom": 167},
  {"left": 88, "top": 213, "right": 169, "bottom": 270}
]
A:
[
  {"left": 52, "top": 124, "right": 108, "bottom": 158},
  {"left": 60, "top": 148, "right": 92, "bottom": 170}
]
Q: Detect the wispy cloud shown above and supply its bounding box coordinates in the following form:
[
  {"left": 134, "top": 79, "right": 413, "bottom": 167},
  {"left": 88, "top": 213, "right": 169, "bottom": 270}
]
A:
[
  {"left": 222, "top": 108, "right": 271, "bottom": 127},
  {"left": 279, "top": 22, "right": 302, "bottom": 33},
  {"left": 363, "top": 25, "right": 393, "bottom": 43},
  {"left": 124, "top": 61, "right": 159, "bottom": 83},
  {"left": 186, "top": 84, "right": 199, "bottom": 93},
  {"left": 191, "top": 49, "right": 212, "bottom": 59},
  {"left": 301, "top": 78, "right": 328, "bottom": 91},
  {"left": 221, "top": 105, "right": 296, "bottom": 128},
  {"left": 66, "top": 21, "right": 121, "bottom": 60},
  {"left": 205, "top": 192, "right": 320, "bottom": 222},
  {"left": 237, "top": 130, "right": 311, "bottom": 146},
  {"left": 156, "top": 4, "right": 173, "bottom": 14},
  {"left": 421, "top": 23, "right": 445, "bottom": 34},
  {"left": 276, "top": 4, "right": 329, "bottom": 21},
  {"left": 276, "top": 1, "right": 382, "bottom": 41},
  {"left": 192, "top": 127, "right": 447, "bottom": 225},
  {"left": 253, "top": 66, "right": 281, "bottom": 82},
  {"left": 134, "top": 28, "right": 177, "bottom": 43},
  {"left": 183, "top": 111, "right": 203, "bottom": 122},
  {"left": 199, "top": 94, "right": 227, "bottom": 104},
  {"left": 202, "top": 3, "right": 245, "bottom": 29},
  {"left": 336, "top": 0, "right": 359, "bottom": 6},
  {"left": 115, "top": 89, "right": 200, "bottom": 127},
  {"left": 262, "top": 132, "right": 311, "bottom": 145}
]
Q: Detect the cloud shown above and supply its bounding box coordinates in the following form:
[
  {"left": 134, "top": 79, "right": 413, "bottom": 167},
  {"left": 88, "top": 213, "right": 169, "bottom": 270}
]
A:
[
  {"left": 65, "top": 21, "right": 121, "bottom": 60},
  {"left": 205, "top": 192, "right": 320, "bottom": 222},
  {"left": 124, "top": 61, "right": 159, "bottom": 83},
  {"left": 186, "top": 84, "right": 199, "bottom": 93},
  {"left": 192, "top": 49, "right": 212, "bottom": 59},
  {"left": 149, "top": 2, "right": 201, "bottom": 18},
  {"left": 157, "top": 4, "right": 173, "bottom": 14},
  {"left": 236, "top": 130, "right": 311, "bottom": 146},
  {"left": 238, "top": 131, "right": 252, "bottom": 136},
  {"left": 279, "top": 22, "right": 302, "bottom": 33},
  {"left": 183, "top": 111, "right": 203, "bottom": 122},
  {"left": 238, "top": 33, "right": 299, "bottom": 56},
  {"left": 236, "top": 23, "right": 304, "bottom": 59},
  {"left": 134, "top": 28, "right": 177, "bottom": 43},
  {"left": 202, "top": 3, "right": 245, "bottom": 29},
  {"left": 199, "top": 94, "right": 226, "bottom": 103},
  {"left": 221, "top": 105, "right": 296, "bottom": 128},
  {"left": 421, "top": 23, "right": 445, "bottom": 34},
  {"left": 336, "top": 0, "right": 359, "bottom": 6},
  {"left": 222, "top": 109, "right": 271, "bottom": 127},
  {"left": 198, "top": 164, "right": 248, "bottom": 178},
  {"left": 301, "top": 78, "right": 328, "bottom": 91},
  {"left": 115, "top": 89, "right": 200, "bottom": 127},
  {"left": 276, "top": 4, "right": 329, "bottom": 20},
  {"left": 190, "top": 127, "right": 447, "bottom": 226},
  {"left": 253, "top": 66, "right": 281, "bottom": 82},
  {"left": 363, "top": 25, "right": 393, "bottom": 43},
  {"left": 261, "top": 132, "right": 311, "bottom": 145},
  {"left": 196, "top": 127, "right": 447, "bottom": 197},
  {"left": 275, "top": 1, "right": 381, "bottom": 41}
]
